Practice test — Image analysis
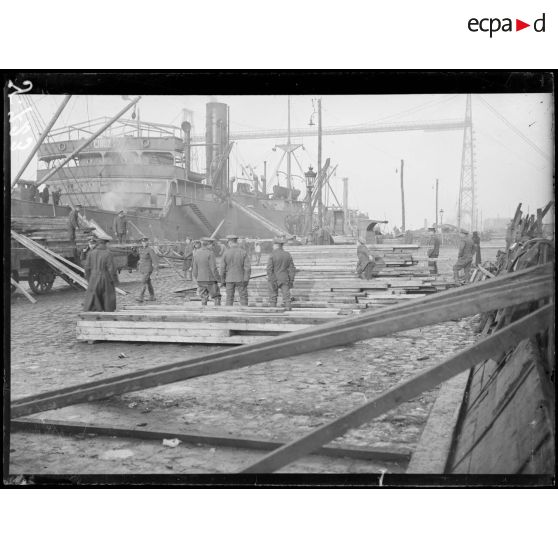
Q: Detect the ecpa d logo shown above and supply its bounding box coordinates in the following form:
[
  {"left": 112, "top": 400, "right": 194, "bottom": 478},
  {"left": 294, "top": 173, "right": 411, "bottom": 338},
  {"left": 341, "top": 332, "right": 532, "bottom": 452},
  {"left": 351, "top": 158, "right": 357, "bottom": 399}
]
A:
[{"left": 468, "top": 13, "right": 545, "bottom": 37}]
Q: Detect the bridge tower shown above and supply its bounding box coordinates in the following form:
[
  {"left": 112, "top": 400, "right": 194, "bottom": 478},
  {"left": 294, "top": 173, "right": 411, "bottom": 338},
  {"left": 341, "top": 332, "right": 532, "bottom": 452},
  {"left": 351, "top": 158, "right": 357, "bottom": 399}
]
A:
[{"left": 457, "top": 94, "right": 477, "bottom": 232}]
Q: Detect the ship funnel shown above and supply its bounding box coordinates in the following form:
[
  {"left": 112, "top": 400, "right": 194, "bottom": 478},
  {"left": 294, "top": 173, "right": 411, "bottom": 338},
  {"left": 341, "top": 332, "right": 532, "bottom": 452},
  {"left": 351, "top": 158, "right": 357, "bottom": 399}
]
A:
[{"left": 205, "top": 102, "right": 229, "bottom": 191}]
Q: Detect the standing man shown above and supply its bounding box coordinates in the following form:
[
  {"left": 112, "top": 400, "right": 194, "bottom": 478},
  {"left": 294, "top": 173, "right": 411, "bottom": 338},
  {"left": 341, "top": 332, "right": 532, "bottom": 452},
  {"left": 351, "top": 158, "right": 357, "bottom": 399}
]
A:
[
  {"left": 52, "top": 187, "right": 62, "bottom": 206},
  {"left": 426, "top": 226, "right": 441, "bottom": 275},
  {"left": 80, "top": 235, "right": 97, "bottom": 264},
  {"left": 136, "top": 237, "right": 159, "bottom": 302},
  {"left": 472, "top": 231, "right": 482, "bottom": 265},
  {"left": 40, "top": 184, "right": 50, "bottom": 204},
  {"left": 266, "top": 237, "right": 296, "bottom": 310},
  {"left": 192, "top": 237, "right": 222, "bottom": 306},
  {"left": 68, "top": 204, "right": 83, "bottom": 242},
  {"left": 453, "top": 230, "right": 475, "bottom": 283},
  {"left": 183, "top": 237, "right": 194, "bottom": 281},
  {"left": 221, "top": 234, "right": 251, "bottom": 306},
  {"left": 113, "top": 210, "right": 128, "bottom": 244},
  {"left": 83, "top": 237, "right": 119, "bottom": 312},
  {"left": 254, "top": 241, "right": 262, "bottom": 264}
]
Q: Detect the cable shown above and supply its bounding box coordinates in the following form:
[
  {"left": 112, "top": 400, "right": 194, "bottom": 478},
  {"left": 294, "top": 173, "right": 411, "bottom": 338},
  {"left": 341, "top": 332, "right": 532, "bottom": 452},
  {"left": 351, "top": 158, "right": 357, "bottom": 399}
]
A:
[{"left": 477, "top": 95, "right": 551, "bottom": 161}]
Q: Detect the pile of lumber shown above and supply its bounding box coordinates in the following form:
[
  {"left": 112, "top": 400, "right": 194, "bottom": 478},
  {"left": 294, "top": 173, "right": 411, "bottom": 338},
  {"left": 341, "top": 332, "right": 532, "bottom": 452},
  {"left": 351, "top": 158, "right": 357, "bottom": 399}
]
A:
[
  {"left": 11, "top": 216, "right": 92, "bottom": 252},
  {"left": 77, "top": 306, "right": 348, "bottom": 345}
]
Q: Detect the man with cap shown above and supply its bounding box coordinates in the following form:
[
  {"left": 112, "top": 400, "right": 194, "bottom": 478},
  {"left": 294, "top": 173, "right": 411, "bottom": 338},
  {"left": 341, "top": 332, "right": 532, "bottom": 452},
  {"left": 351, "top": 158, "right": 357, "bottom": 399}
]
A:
[
  {"left": 266, "top": 237, "right": 296, "bottom": 310},
  {"left": 136, "top": 237, "right": 159, "bottom": 302},
  {"left": 221, "top": 234, "right": 251, "bottom": 306},
  {"left": 113, "top": 210, "right": 128, "bottom": 244},
  {"left": 426, "top": 227, "right": 441, "bottom": 275},
  {"left": 80, "top": 235, "right": 98, "bottom": 264},
  {"left": 472, "top": 231, "right": 482, "bottom": 265},
  {"left": 453, "top": 229, "right": 475, "bottom": 282},
  {"left": 192, "top": 237, "right": 222, "bottom": 306},
  {"left": 67, "top": 204, "right": 83, "bottom": 242},
  {"left": 83, "top": 237, "right": 119, "bottom": 312}
]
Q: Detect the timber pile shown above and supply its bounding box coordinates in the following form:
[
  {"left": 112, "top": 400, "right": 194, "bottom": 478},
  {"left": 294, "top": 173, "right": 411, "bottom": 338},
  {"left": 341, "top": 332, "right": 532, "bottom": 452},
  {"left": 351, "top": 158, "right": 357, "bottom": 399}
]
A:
[
  {"left": 77, "top": 306, "right": 348, "bottom": 345},
  {"left": 11, "top": 216, "right": 92, "bottom": 252}
]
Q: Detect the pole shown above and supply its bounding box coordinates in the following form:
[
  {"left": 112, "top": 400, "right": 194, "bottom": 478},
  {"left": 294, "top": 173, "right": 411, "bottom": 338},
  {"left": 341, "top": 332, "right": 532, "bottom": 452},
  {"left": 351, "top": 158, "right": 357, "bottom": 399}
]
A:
[
  {"left": 287, "top": 96, "right": 292, "bottom": 205},
  {"left": 400, "top": 159, "right": 405, "bottom": 232},
  {"left": 343, "top": 177, "right": 349, "bottom": 234},
  {"left": 263, "top": 160, "right": 267, "bottom": 196},
  {"left": 38, "top": 96, "right": 141, "bottom": 186},
  {"left": 435, "top": 178, "right": 439, "bottom": 228},
  {"left": 11, "top": 94, "right": 72, "bottom": 188},
  {"left": 317, "top": 98, "right": 323, "bottom": 228}
]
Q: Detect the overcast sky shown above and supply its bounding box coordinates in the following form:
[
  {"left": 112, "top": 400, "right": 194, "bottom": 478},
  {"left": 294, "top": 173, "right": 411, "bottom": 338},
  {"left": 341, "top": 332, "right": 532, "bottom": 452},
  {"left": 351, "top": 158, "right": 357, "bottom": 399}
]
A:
[{"left": 11, "top": 93, "right": 553, "bottom": 229}]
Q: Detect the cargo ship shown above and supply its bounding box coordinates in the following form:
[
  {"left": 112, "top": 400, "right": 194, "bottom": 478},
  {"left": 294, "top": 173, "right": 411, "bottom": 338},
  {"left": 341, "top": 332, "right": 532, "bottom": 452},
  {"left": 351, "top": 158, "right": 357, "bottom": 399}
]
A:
[{"left": 11, "top": 99, "right": 373, "bottom": 242}]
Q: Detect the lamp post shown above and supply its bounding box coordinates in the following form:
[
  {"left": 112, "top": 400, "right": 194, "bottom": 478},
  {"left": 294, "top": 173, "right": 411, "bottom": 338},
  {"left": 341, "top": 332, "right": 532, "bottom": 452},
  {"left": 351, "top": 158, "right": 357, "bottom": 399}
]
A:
[
  {"left": 305, "top": 165, "right": 317, "bottom": 234},
  {"left": 439, "top": 209, "right": 444, "bottom": 244}
]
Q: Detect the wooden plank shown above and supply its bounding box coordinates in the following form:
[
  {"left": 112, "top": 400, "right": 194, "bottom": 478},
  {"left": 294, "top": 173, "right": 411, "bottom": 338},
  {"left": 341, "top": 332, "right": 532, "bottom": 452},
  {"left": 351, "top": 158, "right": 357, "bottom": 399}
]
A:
[
  {"left": 11, "top": 265, "right": 553, "bottom": 418},
  {"left": 11, "top": 418, "right": 412, "bottom": 463},
  {"left": 406, "top": 371, "right": 469, "bottom": 474},
  {"left": 238, "top": 305, "right": 552, "bottom": 473},
  {"left": 10, "top": 277, "right": 37, "bottom": 304},
  {"left": 76, "top": 333, "right": 267, "bottom": 344}
]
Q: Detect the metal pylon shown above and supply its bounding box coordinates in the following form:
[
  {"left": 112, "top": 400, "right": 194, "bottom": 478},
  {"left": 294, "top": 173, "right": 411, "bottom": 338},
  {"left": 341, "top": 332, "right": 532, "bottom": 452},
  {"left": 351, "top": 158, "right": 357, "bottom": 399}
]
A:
[{"left": 457, "top": 94, "right": 476, "bottom": 232}]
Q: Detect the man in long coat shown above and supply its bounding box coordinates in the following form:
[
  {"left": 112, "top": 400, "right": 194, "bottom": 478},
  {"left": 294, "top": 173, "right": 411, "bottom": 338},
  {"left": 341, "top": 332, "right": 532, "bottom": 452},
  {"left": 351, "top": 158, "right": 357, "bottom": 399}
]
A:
[
  {"left": 193, "top": 237, "right": 222, "bottom": 306},
  {"left": 83, "top": 238, "right": 119, "bottom": 312},
  {"left": 136, "top": 237, "right": 159, "bottom": 302},
  {"left": 40, "top": 184, "right": 50, "bottom": 204},
  {"left": 426, "top": 227, "right": 441, "bottom": 275},
  {"left": 221, "top": 234, "right": 251, "bottom": 306},
  {"left": 113, "top": 210, "right": 128, "bottom": 244},
  {"left": 453, "top": 230, "right": 475, "bottom": 282},
  {"left": 472, "top": 231, "right": 482, "bottom": 265},
  {"left": 266, "top": 238, "right": 296, "bottom": 310},
  {"left": 182, "top": 237, "right": 194, "bottom": 281}
]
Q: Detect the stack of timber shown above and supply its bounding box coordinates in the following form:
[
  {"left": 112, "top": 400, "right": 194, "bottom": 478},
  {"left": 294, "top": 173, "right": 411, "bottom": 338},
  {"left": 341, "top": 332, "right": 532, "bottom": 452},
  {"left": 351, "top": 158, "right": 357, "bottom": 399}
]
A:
[
  {"left": 11, "top": 216, "right": 92, "bottom": 253},
  {"left": 77, "top": 306, "right": 348, "bottom": 345}
]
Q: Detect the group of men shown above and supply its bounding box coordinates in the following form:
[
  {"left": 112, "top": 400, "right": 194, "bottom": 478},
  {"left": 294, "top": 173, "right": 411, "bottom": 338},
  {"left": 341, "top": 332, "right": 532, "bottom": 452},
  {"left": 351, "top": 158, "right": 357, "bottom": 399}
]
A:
[
  {"left": 184, "top": 235, "right": 296, "bottom": 310},
  {"left": 17, "top": 182, "right": 62, "bottom": 204}
]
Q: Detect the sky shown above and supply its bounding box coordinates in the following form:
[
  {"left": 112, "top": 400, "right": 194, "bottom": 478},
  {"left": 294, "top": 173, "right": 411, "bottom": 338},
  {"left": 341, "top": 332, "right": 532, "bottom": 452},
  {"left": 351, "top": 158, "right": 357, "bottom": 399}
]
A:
[{"left": 10, "top": 92, "right": 554, "bottom": 230}]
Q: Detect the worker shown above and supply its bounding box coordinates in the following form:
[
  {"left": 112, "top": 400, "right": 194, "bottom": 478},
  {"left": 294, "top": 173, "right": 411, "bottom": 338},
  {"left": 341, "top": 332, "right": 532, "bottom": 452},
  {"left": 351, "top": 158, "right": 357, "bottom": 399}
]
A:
[
  {"left": 221, "top": 234, "right": 251, "bottom": 306},
  {"left": 266, "top": 237, "right": 296, "bottom": 310},
  {"left": 472, "top": 231, "right": 482, "bottom": 265},
  {"left": 113, "top": 210, "right": 128, "bottom": 244},
  {"left": 83, "top": 237, "right": 119, "bottom": 312},
  {"left": 426, "top": 227, "right": 441, "bottom": 275},
  {"left": 52, "top": 187, "right": 62, "bottom": 206},
  {"left": 453, "top": 230, "right": 475, "bottom": 282},
  {"left": 254, "top": 241, "right": 262, "bottom": 264},
  {"left": 136, "top": 237, "right": 159, "bottom": 302},
  {"left": 183, "top": 237, "right": 194, "bottom": 281},
  {"left": 67, "top": 204, "right": 83, "bottom": 242},
  {"left": 80, "top": 235, "right": 98, "bottom": 264},
  {"left": 193, "top": 237, "right": 222, "bottom": 306},
  {"left": 356, "top": 239, "right": 376, "bottom": 279},
  {"left": 28, "top": 183, "right": 38, "bottom": 202},
  {"left": 40, "top": 184, "right": 50, "bottom": 204}
]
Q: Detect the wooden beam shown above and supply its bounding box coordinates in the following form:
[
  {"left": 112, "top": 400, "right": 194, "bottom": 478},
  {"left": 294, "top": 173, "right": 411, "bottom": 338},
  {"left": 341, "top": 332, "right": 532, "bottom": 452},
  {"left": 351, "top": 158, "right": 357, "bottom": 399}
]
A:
[
  {"left": 11, "top": 418, "right": 411, "bottom": 464},
  {"left": 238, "top": 304, "right": 553, "bottom": 473},
  {"left": 10, "top": 277, "right": 37, "bottom": 304},
  {"left": 10, "top": 264, "right": 552, "bottom": 419}
]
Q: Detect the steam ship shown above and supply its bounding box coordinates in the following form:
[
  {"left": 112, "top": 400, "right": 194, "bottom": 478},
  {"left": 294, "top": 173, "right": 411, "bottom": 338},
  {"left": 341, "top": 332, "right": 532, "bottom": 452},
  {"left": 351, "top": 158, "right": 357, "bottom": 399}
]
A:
[{"left": 12, "top": 100, "right": 371, "bottom": 242}]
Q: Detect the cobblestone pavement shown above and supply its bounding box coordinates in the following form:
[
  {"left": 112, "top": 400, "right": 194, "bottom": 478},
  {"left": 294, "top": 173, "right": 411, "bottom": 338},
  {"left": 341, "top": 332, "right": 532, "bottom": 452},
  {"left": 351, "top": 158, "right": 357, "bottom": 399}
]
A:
[{"left": 9, "top": 245, "right": 487, "bottom": 475}]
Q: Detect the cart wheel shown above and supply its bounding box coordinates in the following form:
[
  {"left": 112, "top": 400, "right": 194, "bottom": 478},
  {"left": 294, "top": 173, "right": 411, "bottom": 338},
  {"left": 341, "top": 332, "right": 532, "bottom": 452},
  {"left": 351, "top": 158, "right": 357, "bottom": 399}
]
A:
[{"left": 28, "top": 265, "right": 55, "bottom": 294}]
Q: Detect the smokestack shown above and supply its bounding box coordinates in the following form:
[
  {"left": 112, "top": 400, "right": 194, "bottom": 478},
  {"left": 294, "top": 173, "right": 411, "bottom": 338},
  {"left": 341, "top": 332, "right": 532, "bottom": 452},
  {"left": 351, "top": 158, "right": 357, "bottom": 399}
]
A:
[
  {"left": 181, "top": 120, "right": 191, "bottom": 176},
  {"left": 205, "top": 102, "right": 229, "bottom": 190}
]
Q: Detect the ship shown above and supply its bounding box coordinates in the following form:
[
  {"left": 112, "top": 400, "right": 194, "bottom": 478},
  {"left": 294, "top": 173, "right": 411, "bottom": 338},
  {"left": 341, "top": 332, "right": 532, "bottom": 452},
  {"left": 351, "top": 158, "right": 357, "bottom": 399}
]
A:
[{"left": 11, "top": 99, "right": 373, "bottom": 243}]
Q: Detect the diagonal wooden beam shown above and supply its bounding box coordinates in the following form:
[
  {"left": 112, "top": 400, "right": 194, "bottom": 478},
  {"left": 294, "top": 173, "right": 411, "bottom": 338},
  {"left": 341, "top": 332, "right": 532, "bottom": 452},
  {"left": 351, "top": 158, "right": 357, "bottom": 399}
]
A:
[
  {"left": 10, "top": 264, "right": 552, "bottom": 419},
  {"left": 238, "top": 304, "right": 553, "bottom": 473}
]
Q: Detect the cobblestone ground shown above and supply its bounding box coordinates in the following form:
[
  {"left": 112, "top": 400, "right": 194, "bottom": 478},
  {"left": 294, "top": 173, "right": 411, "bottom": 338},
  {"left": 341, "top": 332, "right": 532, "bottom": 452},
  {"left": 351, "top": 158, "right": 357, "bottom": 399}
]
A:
[{"left": 9, "top": 245, "right": 495, "bottom": 475}]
